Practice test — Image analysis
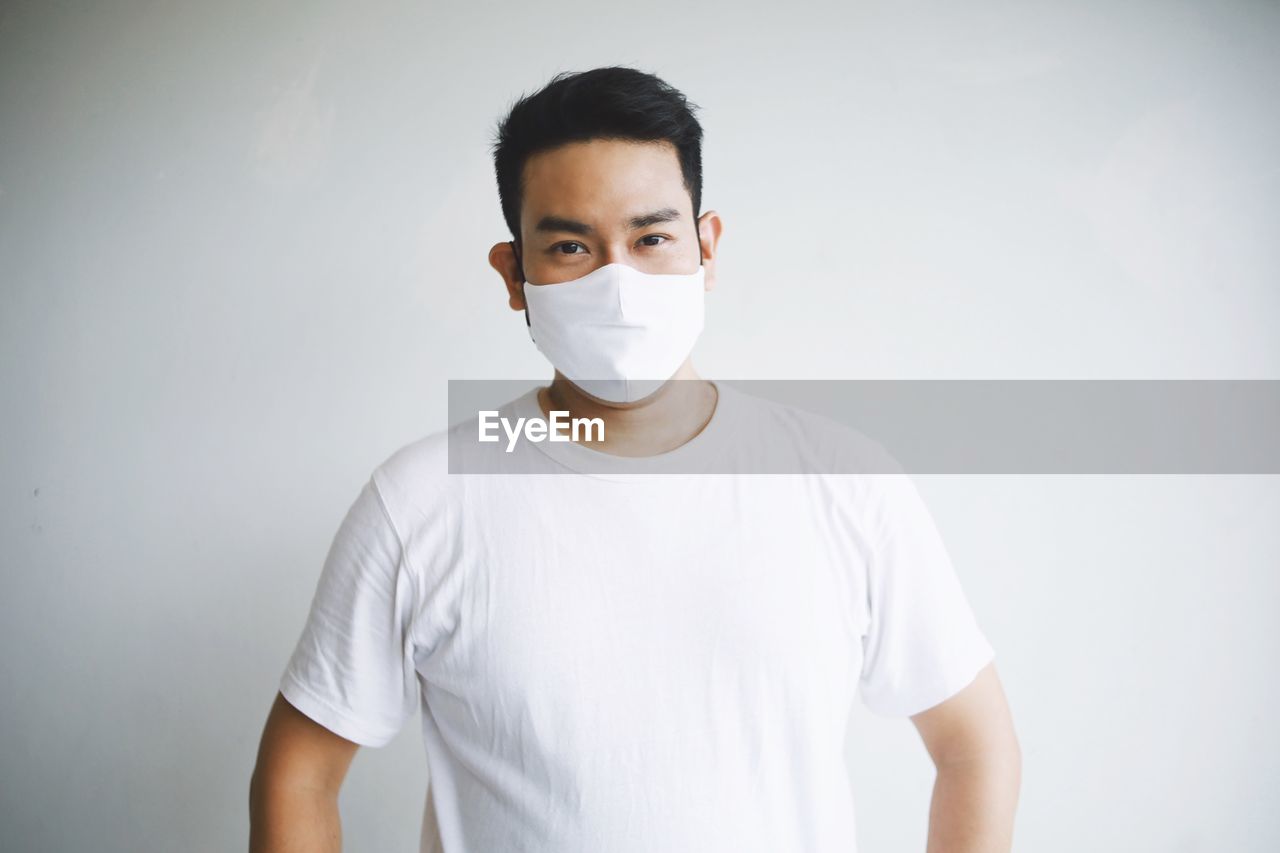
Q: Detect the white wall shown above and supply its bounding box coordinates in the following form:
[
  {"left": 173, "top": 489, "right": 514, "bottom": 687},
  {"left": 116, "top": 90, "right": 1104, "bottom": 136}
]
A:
[{"left": 2, "top": 1, "right": 1277, "bottom": 850}]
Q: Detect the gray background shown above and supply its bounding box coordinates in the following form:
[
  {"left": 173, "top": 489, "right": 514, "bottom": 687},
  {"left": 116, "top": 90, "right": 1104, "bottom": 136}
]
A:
[{"left": 2, "top": 1, "right": 1278, "bottom": 851}]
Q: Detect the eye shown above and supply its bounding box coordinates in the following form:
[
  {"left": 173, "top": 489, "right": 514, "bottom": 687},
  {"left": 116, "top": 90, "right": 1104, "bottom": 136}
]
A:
[
  {"left": 553, "top": 242, "right": 586, "bottom": 255},
  {"left": 638, "top": 234, "right": 669, "bottom": 247}
]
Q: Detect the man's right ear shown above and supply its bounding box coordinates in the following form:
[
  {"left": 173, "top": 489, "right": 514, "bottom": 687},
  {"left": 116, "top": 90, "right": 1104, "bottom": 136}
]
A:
[{"left": 487, "top": 240, "right": 526, "bottom": 311}]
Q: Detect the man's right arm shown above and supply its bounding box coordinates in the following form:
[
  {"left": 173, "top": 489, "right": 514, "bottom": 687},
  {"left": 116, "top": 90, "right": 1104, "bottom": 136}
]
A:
[{"left": 249, "top": 692, "right": 361, "bottom": 853}]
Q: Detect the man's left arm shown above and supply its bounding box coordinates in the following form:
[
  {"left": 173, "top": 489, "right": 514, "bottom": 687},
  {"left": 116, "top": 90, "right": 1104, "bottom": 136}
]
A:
[{"left": 910, "top": 661, "right": 1022, "bottom": 853}]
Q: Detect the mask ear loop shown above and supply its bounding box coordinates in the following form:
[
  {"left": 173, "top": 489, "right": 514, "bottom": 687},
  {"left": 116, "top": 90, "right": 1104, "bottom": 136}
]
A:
[
  {"left": 695, "top": 214, "right": 705, "bottom": 267},
  {"left": 510, "top": 240, "right": 532, "bottom": 332}
]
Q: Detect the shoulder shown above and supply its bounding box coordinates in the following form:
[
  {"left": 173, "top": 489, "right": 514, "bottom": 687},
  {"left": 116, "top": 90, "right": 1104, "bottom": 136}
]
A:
[
  {"left": 365, "top": 390, "right": 499, "bottom": 526},
  {"left": 373, "top": 425, "right": 453, "bottom": 495},
  {"left": 364, "top": 386, "right": 549, "bottom": 529},
  {"left": 718, "top": 381, "right": 903, "bottom": 477},
  {"left": 719, "top": 383, "right": 930, "bottom": 546}
]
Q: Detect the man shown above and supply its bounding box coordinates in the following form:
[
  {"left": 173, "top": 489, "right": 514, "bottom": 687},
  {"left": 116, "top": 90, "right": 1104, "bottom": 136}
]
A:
[{"left": 250, "top": 66, "right": 1021, "bottom": 852}]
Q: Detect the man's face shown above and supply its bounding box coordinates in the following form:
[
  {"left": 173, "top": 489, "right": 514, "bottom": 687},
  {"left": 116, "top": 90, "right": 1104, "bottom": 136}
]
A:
[{"left": 490, "top": 138, "right": 720, "bottom": 308}]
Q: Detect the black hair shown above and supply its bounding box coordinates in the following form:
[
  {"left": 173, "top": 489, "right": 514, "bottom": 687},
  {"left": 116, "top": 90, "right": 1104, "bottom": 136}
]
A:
[{"left": 490, "top": 66, "right": 704, "bottom": 247}]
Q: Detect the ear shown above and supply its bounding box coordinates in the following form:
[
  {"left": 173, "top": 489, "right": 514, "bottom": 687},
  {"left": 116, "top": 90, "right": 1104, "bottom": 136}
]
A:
[
  {"left": 696, "top": 210, "right": 724, "bottom": 293},
  {"left": 488, "top": 240, "right": 527, "bottom": 311}
]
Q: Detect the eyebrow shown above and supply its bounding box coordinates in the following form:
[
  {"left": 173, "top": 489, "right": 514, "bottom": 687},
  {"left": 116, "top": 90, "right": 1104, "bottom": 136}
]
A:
[{"left": 533, "top": 207, "right": 683, "bottom": 236}]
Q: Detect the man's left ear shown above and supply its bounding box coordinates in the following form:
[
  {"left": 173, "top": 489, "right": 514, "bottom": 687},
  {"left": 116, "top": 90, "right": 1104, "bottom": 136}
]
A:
[{"left": 696, "top": 210, "right": 723, "bottom": 292}]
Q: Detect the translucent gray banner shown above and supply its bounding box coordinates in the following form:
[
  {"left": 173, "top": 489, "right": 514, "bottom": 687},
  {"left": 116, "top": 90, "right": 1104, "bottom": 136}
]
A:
[{"left": 446, "top": 380, "right": 1280, "bottom": 475}]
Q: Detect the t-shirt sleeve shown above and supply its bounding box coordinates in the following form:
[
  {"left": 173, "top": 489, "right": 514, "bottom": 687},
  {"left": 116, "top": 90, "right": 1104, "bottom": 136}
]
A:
[
  {"left": 278, "top": 472, "right": 420, "bottom": 747},
  {"left": 857, "top": 474, "right": 996, "bottom": 717}
]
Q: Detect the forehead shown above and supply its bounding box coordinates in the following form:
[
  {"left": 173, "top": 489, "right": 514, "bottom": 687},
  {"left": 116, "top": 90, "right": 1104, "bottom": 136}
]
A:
[{"left": 520, "top": 138, "right": 689, "bottom": 234}]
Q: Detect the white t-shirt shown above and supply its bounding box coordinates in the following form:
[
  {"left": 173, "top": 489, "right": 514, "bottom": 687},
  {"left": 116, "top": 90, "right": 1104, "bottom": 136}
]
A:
[{"left": 279, "top": 380, "right": 995, "bottom": 853}]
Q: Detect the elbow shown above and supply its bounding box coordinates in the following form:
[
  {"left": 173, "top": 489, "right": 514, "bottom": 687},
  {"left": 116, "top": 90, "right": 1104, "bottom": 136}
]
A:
[{"left": 248, "top": 757, "right": 274, "bottom": 837}]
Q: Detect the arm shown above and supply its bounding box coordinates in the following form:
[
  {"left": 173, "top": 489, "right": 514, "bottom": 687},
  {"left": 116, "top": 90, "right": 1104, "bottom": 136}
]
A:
[
  {"left": 910, "top": 662, "right": 1022, "bottom": 853},
  {"left": 249, "top": 692, "right": 361, "bottom": 853}
]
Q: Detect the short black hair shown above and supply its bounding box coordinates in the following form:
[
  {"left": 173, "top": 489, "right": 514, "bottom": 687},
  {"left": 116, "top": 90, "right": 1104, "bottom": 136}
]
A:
[{"left": 490, "top": 66, "right": 704, "bottom": 245}]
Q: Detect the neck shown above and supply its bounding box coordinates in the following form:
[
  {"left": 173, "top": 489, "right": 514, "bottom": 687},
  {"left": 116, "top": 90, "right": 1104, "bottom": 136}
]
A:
[{"left": 535, "top": 360, "right": 718, "bottom": 457}]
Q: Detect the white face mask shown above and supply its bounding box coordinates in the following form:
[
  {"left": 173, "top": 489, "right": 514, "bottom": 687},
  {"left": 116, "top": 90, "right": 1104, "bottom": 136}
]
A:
[{"left": 521, "top": 261, "right": 706, "bottom": 403}]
